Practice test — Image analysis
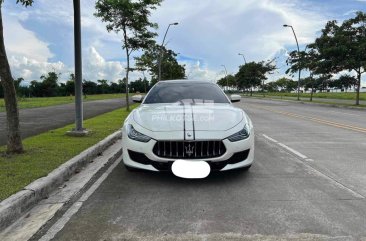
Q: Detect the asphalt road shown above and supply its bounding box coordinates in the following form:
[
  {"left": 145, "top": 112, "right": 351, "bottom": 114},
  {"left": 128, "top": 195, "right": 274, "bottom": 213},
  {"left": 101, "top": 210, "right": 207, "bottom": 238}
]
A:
[
  {"left": 0, "top": 98, "right": 128, "bottom": 146},
  {"left": 50, "top": 98, "right": 366, "bottom": 240}
]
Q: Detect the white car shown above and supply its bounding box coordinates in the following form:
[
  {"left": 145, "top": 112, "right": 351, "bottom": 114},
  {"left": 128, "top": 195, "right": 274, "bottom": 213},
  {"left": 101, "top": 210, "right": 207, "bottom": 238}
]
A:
[{"left": 122, "top": 80, "right": 254, "bottom": 173}]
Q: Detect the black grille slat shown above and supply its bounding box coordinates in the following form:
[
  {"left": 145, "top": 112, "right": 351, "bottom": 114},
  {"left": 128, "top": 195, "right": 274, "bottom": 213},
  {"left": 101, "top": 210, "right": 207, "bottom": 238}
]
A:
[{"left": 153, "top": 140, "right": 226, "bottom": 159}]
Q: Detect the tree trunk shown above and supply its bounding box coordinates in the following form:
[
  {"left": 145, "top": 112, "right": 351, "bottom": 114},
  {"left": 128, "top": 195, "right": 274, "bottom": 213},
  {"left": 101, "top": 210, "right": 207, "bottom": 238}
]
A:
[
  {"left": 125, "top": 51, "right": 130, "bottom": 111},
  {"left": 355, "top": 71, "right": 361, "bottom": 106},
  {"left": 310, "top": 74, "right": 313, "bottom": 102},
  {"left": 310, "top": 87, "right": 313, "bottom": 102},
  {"left": 0, "top": 6, "right": 23, "bottom": 153}
]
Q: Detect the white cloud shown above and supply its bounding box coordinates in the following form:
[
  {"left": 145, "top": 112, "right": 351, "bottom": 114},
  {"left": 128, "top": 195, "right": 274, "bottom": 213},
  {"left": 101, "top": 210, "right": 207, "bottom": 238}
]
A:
[
  {"left": 9, "top": 55, "right": 68, "bottom": 82},
  {"left": 83, "top": 47, "right": 126, "bottom": 82},
  {"left": 4, "top": 0, "right": 364, "bottom": 86},
  {"left": 183, "top": 60, "right": 223, "bottom": 82},
  {"left": 151, "top": 0, "right": 327, "bottom": 74},
  {"left": 4, "top": 15, "right": 53, "bottom": 62}
]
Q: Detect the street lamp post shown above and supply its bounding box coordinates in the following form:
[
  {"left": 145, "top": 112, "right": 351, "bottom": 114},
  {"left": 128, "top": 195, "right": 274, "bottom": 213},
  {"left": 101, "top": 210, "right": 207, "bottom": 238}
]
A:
[
  {"left": 67, "top": 0, "right": 88, "bottom": 136},
  {"left": 158, "top": 22, "right": 178, "bottom": 82},
  {"left": 238, "top": 53, "right": 247, "bottom": 64},
  {"left": 221, "top": 64, "right": 228, "bottom": 91},
  {"left": 283, "top": 24, "right": 301, "bottom": 101}
]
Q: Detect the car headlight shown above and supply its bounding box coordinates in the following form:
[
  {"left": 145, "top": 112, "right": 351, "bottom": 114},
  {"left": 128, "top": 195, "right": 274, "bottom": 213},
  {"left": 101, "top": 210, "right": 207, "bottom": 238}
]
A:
[
  {"left": 126, "top": 124, "right": 152, "bottom": 142},
  {"left": 227, "top": 124, "right": 250, "bottom": 142}
]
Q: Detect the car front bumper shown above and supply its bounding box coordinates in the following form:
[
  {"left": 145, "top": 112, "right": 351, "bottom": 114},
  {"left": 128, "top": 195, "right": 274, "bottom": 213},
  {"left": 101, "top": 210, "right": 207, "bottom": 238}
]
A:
[{"left": 122, "top": 130, "right": 255, "bottom": 172}]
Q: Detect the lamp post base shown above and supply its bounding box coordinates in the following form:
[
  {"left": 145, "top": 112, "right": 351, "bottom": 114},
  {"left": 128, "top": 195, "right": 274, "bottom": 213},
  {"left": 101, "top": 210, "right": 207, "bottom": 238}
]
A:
[{"left": 66, "top": 129, "right": 90, "bottom": 137}]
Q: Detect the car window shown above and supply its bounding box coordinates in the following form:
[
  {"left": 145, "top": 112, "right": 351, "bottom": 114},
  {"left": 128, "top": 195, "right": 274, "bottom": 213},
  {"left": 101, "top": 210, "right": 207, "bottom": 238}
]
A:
[{"left": 143, "top": 83, "right": 230, "bottom": 104}]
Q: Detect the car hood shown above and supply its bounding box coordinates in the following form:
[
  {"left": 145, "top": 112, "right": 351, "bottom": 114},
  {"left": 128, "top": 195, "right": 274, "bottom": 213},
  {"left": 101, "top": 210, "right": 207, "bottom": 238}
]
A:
[{"left": 133, "top": 103, "right": 244, "bottom": 132}]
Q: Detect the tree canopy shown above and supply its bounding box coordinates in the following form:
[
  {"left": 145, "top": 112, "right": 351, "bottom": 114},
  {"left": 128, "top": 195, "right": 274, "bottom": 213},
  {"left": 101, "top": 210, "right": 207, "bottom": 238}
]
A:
[
  {"left": 135, "top": 43, "right": 186, "bottom": 84},
  {"left": 95, "top": 0, "right": 162, "bottom": 110},
  {"left": 235, "top": 60, "right": 276, "bottom": 93}
]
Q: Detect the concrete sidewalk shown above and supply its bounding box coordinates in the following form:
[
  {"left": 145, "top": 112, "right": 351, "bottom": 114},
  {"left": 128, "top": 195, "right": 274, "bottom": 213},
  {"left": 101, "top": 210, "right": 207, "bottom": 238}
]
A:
[{"left": 0, "top": 98, "right": 128, "bottom": 146}]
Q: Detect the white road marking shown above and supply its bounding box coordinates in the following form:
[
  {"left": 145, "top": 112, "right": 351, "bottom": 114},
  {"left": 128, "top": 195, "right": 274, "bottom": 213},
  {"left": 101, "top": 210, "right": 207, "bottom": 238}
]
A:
[
  {"left": 38, "top": 158, "right": 122, "bottom": 241},
  {"left": 277, "top": 143, "right": 308, "bottom": 159},
  {"left": 262, "top": 134, "right": 308, "bottom": 159},
  {"left": 262, "top": 134, "right": 278, "bottom": 143},
  {"left": 262, "top": 134, "right": 364, "bottom": 199}
]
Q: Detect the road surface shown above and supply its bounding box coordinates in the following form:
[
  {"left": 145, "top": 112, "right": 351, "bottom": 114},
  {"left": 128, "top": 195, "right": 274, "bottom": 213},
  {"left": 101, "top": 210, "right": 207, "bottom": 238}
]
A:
[
  {"left": 41, "top": 98, "right": 366, "bottom": 240},
  {"left": 0, "top": 98, "right": 128, "bottom": 146}
]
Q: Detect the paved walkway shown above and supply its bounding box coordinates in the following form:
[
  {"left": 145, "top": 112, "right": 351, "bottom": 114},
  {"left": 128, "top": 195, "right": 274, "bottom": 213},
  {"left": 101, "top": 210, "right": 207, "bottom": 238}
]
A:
[{"left": 0, "top": 98, "right": 128, "bottom": 146}]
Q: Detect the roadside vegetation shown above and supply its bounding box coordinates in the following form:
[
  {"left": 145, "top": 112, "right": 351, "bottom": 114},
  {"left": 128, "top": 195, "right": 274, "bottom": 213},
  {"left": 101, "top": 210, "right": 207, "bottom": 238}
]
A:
[
  {"left": 0, "top": 104, "right": 137, "bottom": 201},
  {"left": 0, "top": 93, "right": 126, "bottom": 112}
]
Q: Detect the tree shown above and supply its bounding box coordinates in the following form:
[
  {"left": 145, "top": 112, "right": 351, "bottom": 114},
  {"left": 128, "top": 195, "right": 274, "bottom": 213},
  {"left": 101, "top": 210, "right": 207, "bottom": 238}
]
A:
[
  {"left": 97, "top": 79, "right": 109, "bottom": 94},
  {"left": 40, "top": 72, "right": 60, "bottom": 97},
  {"left": 236, "top": 61, "right": 276, "bottom": 95},
  {"left": 309, "top": 12, "right": 366, "bottom": 105},
  {"left": 0, "top": 0, "right": 34, "bottom": 153},
  {"left": 274, "top": 77, "right": 297, "bottom": 92},
  {"left": 135, "top": 43, "right": 185, "bottom": 84},
  {"left": 217, "top": 74, "right": 236, "bottom": 90},
  {"left": 64, "top": 74, "right": 75, "bottom": 96},
  {"left": 83, "top": 80, "right": 98, "bottom": 95},
  {"left": 95, "top": 0, "right": 162, "bottom": 111}
]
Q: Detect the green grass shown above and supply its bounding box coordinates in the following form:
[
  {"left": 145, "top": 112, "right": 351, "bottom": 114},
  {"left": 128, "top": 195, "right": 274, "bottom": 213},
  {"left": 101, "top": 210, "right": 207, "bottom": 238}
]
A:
[
  {"left": 0, "top": 93, "right": 126, "bottom": 112},
  {"left": 248, "top": 92, "right": 366, "bottom": 100},
  {"left": 0, "top": 104, "right": 137, "bottom": 201}
]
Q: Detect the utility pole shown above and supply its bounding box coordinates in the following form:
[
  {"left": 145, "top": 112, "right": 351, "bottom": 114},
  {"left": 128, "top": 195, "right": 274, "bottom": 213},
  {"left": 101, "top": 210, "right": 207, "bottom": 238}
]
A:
[
  {"left": 221, "top": 64, "right": 228, "bottom": 92},
  {"left": 158, "top": 22, "right": 178, "bottom": 82},
  {"left": 283, "top": 24, "right": 301, "bottom": 101},
  {"left": 68, "top": 0, "right": 88, "bottom": 136},
  {"left": 238, "top": 53, "right": 247, "bottom": 64}
]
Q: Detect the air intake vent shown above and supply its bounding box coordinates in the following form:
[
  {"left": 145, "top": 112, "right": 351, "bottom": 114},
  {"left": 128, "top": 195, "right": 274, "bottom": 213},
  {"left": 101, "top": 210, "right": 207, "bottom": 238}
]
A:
[{"left": 153, "top": 140, "right": 226, "bottom": 159}]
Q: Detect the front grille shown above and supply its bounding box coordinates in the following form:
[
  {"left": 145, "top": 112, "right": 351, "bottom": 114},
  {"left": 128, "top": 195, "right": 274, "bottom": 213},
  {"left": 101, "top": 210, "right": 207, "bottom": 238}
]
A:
[{"left": 153, "top": 140, "right": 226, "bottom": 159}]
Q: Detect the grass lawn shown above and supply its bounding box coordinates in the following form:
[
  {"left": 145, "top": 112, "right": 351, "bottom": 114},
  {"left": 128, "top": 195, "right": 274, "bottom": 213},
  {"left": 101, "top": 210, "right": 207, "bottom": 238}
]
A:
[
  {"left": 0, "top": 104, "right": 137, "bottom": 201},
  {"left": 0, "top": 93, "right": 126, "bottom": 112},
  {"left": 249, "top": 92, "right": 366, "bottom": 100}
]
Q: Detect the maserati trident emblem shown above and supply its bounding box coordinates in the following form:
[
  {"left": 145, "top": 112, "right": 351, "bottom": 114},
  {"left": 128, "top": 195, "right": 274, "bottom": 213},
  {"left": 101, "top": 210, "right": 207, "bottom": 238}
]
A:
[{"left": 185, "top": 144, "right": 194, "bottom": 157}]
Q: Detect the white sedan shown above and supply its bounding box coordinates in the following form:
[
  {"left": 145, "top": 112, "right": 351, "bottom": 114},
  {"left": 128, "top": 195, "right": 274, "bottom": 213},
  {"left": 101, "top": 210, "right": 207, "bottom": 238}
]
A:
[{"left": 122, "top": 80, "right": 254, "bottom": 174}]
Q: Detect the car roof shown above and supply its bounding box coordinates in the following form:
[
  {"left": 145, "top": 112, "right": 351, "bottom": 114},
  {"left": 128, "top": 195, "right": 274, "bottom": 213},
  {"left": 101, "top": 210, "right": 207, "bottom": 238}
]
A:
[{"left": 156, "top": 79, "right": 215, "bottom": 85}]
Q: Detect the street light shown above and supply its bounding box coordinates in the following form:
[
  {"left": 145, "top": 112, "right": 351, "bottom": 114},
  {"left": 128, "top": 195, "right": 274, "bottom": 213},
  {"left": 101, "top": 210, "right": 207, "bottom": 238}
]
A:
[
  {"left": 158, "top": 22, "right": 179, "bottom": 82},
  {"left": 283, "top": 24, "right": 301, "bottom": 101},
  {"left": 221, "top": 64, "right": 228, "bottom": 91},
  {"left": 67, "top": 0, "right": 88, "bottom": 136},
  {"left": 238, "top": 53, "right": 247, "bottom": 64}
]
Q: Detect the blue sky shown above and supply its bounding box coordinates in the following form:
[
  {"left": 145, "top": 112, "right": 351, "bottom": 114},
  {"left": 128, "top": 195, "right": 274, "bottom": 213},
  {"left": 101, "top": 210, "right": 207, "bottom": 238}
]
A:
[{"left": 3, "top": 0, "right": 366, "bottom": 85}]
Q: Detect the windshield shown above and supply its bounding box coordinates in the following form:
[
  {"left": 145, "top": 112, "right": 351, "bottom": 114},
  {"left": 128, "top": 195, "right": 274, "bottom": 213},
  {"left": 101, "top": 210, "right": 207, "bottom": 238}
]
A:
[{"left": 143, "top": 83, "right": 230, "bottom": 104}]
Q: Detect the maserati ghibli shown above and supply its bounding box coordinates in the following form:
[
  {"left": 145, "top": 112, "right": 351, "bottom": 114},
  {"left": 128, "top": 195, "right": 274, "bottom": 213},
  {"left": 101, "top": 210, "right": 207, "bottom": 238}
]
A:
[{"left": 122, "top": 80, "right": 254, "bottom": 174}]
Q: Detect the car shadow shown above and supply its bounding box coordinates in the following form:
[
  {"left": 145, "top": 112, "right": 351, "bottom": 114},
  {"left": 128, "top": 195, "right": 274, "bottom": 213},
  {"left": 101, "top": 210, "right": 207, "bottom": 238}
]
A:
[{"left": 123, "top": 164, "right": 252, "bottom": 186}]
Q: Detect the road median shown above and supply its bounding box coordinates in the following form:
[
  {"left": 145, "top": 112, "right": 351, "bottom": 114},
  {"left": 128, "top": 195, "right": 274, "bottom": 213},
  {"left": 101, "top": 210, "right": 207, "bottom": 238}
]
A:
[
  {"left": 242, "top": 95, "right": 366, "bottom": 110},
  {"left": 0, "top": 105, "right": 137, "bottom": 231},
  {"left": 0, "top": 130, "right": 122, "bottom": 231}
]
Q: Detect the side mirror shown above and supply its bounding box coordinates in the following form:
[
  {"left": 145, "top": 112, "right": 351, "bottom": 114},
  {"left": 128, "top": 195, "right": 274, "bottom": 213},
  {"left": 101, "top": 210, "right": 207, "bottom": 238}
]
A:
[
  {"left": 230, "top": 94, "right": 241, "bottom": 103},
  {"left": 132, "top": 94, "right": 144, "bottom": 103}
]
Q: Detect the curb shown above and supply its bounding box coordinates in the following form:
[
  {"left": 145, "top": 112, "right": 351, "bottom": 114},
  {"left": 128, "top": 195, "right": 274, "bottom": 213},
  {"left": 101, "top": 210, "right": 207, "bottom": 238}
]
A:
[
  {"left": 242, "top": 96, "right": 366, "bottom": 110},
  {"left": 0, "top": 130, "right": 122, "bottom": 231}
]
